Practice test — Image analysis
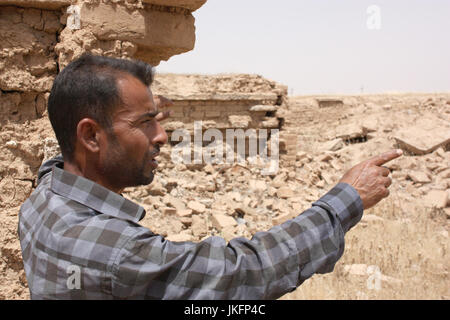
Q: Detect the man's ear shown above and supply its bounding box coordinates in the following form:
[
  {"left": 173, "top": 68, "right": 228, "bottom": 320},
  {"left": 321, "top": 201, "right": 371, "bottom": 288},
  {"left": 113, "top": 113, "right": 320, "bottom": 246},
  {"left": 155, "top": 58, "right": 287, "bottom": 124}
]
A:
[{"left": 76, "top": 118, "right": 103, "bottom": 153}]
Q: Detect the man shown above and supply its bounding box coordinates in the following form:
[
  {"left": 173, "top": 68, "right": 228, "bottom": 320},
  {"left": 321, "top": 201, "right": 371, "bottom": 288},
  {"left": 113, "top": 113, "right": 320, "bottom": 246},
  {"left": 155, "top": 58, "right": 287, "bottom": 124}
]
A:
[{"left": 18, "top": 54, "right": 401, "bottom": 299}]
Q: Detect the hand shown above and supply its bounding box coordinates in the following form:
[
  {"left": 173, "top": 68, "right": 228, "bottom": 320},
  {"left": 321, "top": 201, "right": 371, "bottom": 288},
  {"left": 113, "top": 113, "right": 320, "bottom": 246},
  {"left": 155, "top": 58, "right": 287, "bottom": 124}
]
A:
[{"left": 338, "top": 149, "right": 403, "bottom": 210}]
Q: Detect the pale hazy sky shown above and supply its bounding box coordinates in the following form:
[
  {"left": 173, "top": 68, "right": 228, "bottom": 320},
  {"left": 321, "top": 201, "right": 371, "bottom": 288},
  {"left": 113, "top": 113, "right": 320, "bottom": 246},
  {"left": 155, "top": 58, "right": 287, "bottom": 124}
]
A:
[{"left": 157, "top": 0, "right": 450, "bottom": 95}]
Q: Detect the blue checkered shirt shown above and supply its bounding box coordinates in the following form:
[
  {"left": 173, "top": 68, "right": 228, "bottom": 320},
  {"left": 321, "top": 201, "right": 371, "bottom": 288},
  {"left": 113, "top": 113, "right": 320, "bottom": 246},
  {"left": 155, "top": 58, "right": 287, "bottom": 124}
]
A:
[{"left": 18, "top": 155, "right": 363, "bottom": 299}]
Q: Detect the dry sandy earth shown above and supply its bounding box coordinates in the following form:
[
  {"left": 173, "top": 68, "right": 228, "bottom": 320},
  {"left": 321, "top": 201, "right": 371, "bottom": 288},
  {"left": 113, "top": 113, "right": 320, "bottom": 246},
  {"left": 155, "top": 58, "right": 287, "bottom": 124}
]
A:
[{"left": 0, "top": 92, "right": 449, "bottom": 300}]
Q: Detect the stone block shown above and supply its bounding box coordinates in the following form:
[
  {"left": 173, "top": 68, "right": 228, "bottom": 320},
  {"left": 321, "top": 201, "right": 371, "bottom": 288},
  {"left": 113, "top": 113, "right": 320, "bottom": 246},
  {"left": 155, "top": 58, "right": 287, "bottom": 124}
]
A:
[
  {"left": 271, "top": 173, "right": 287, "bottom": 188},
  {"left": 423, "top": 190, "right": 448, "bottom": 208},
  {"left": 316, "top": 98, "right": 344, "bottom": 108},
  {"left": 322, "top": 138, "right": 344, "bottom": 152},
  {"left": 276, "top": 186, "right": 295, "bottom": 199},
  {"left": 261, "top": 117, "right": 279, "bottom": 128},
  {"left": 407, "top": 171, "right": 431, "bottom": 184},
  {"left": 179, "top": 217, "right": 192, "bottom": 226},
  {"left": 162, "top": 207, "right": 177, "bottom": 215},
  {"left": 133, "top": 7, "right": 195, "bottom": 65},
  {"left": 394, "top": 126, "right": 450, "bottom": 155},
  {"left": 248, "top": 179, "right": 267, "bottom": 192},
  {"left": 187, "top": 200, "right": 206, "bottom": 214},
  {"left": 335, "top": 124, "right": 367, "bottom": 141},
  {"left": 249, "top": 104, "right": 277, "bottom": 112},
  {"left": 211, "top": 213, "right": 237, "bottom": 230},
  {"left": 205, "top": 110, "right": 221, "bottom": 118},
  {"left": 163, "top": 194, "right": 186, "bottom": 211},
  {"left": 228, "top": 115, "right": 252, "bottom": 128},
  {"left": 191, "top": 215, "right": 207, "bottom": 237},
  {"left": 80, "top": 2, "right": 145, "bottom": 41},
  {"left": 177, "top": 209, "right": 193, "bottom": 218}
]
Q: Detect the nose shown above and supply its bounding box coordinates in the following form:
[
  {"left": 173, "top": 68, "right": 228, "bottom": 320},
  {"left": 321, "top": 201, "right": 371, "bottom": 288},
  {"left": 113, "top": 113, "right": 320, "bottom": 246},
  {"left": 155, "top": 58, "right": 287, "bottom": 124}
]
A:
[{"left": 152, "top": 121, "right": 168, "bottom": 147}]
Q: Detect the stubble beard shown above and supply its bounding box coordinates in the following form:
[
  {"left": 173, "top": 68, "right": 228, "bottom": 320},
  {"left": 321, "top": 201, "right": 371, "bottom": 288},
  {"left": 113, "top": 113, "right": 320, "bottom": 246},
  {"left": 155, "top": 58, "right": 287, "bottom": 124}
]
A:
[{"left": 102, "top": 133, "right": 155, "bottom": 190}]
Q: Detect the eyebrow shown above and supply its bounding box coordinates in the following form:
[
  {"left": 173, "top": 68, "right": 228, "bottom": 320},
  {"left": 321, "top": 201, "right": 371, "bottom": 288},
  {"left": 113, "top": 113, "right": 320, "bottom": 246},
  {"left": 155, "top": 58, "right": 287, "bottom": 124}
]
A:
[{"left": 136, "top": 109, "right": 160, "bottom": 122}]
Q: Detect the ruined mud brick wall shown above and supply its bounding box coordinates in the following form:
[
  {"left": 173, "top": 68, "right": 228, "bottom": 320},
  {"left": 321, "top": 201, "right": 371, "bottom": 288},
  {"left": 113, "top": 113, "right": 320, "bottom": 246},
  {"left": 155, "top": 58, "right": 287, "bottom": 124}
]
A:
[{"left": 152, "top": 73, "right": 293, "bottom": 161}]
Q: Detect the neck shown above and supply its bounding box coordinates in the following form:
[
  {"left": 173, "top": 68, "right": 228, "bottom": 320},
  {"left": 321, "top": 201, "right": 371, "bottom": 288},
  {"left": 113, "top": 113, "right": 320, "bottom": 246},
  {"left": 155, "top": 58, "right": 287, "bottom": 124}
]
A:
[
  {"left": 63, "top": 160, "right": 123, "bottom": 194},
  {"left": 63, "top": 161, "right": 83, "bottom": 177}
]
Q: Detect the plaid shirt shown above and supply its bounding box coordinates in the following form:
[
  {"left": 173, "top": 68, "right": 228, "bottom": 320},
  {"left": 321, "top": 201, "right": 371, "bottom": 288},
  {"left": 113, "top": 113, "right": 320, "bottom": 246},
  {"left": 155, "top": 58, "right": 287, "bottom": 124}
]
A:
[{"left": 18, "top": 155, "right": 363, "bottom": 299}]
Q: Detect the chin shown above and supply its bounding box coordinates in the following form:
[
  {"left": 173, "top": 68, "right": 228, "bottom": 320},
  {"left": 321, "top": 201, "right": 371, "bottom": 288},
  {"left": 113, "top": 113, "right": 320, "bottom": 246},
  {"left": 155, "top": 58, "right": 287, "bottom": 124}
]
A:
[{"left": 139, "top": 172, "right": 155, "bottom": 186}]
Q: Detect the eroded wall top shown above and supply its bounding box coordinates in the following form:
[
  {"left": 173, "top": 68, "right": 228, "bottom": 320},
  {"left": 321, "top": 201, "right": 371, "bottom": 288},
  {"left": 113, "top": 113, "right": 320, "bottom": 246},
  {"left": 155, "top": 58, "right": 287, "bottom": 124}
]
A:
[{"left": 152, "top": 73, "right": 288, "bottom": 101}]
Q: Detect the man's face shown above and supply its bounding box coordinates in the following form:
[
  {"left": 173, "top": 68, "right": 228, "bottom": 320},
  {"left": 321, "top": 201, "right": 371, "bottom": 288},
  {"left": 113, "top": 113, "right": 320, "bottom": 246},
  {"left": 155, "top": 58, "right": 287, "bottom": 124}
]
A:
[{"left": 98, "top": 75, "right": 168, "bottom": 191}]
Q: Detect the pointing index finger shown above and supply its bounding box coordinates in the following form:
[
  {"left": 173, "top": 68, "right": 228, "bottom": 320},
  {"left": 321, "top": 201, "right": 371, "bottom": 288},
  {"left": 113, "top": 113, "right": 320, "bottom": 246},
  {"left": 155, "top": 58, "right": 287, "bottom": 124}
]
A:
[{"left": 369, "top": 149, "right": 403, "bottom": 166}]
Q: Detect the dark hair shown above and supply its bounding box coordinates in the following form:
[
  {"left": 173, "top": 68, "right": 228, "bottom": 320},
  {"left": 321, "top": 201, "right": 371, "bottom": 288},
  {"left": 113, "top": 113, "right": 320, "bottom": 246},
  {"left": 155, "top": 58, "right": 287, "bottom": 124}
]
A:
[{"left": 47, "top": 54, "right": 154, "bottom": 162}]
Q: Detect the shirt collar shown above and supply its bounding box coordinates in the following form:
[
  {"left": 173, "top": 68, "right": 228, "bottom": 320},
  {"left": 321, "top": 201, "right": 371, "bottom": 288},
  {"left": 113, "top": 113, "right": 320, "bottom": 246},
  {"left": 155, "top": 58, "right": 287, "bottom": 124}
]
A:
[{"left": 50, "top": 162, "right": 146, "bottom": 223}]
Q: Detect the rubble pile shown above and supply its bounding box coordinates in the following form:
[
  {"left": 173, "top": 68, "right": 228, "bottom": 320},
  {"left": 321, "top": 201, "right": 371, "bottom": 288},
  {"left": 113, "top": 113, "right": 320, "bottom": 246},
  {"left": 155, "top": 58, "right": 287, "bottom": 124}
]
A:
[{"left": 127, "top": 93, "right": 450, "bottom": 243}]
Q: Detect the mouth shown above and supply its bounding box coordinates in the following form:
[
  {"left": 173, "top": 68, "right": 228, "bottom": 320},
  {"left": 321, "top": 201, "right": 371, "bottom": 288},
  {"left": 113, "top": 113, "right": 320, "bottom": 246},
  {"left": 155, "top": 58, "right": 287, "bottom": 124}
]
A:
[{"left": 149, "top": 152, "right": 160, "bottom": 170}]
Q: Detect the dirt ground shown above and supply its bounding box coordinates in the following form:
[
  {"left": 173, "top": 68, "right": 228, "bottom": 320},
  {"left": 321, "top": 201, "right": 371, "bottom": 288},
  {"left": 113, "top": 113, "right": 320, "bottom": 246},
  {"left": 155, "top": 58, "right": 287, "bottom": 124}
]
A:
[{"left": 0, "top": 92, "right": 449, "bottom": 300}]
